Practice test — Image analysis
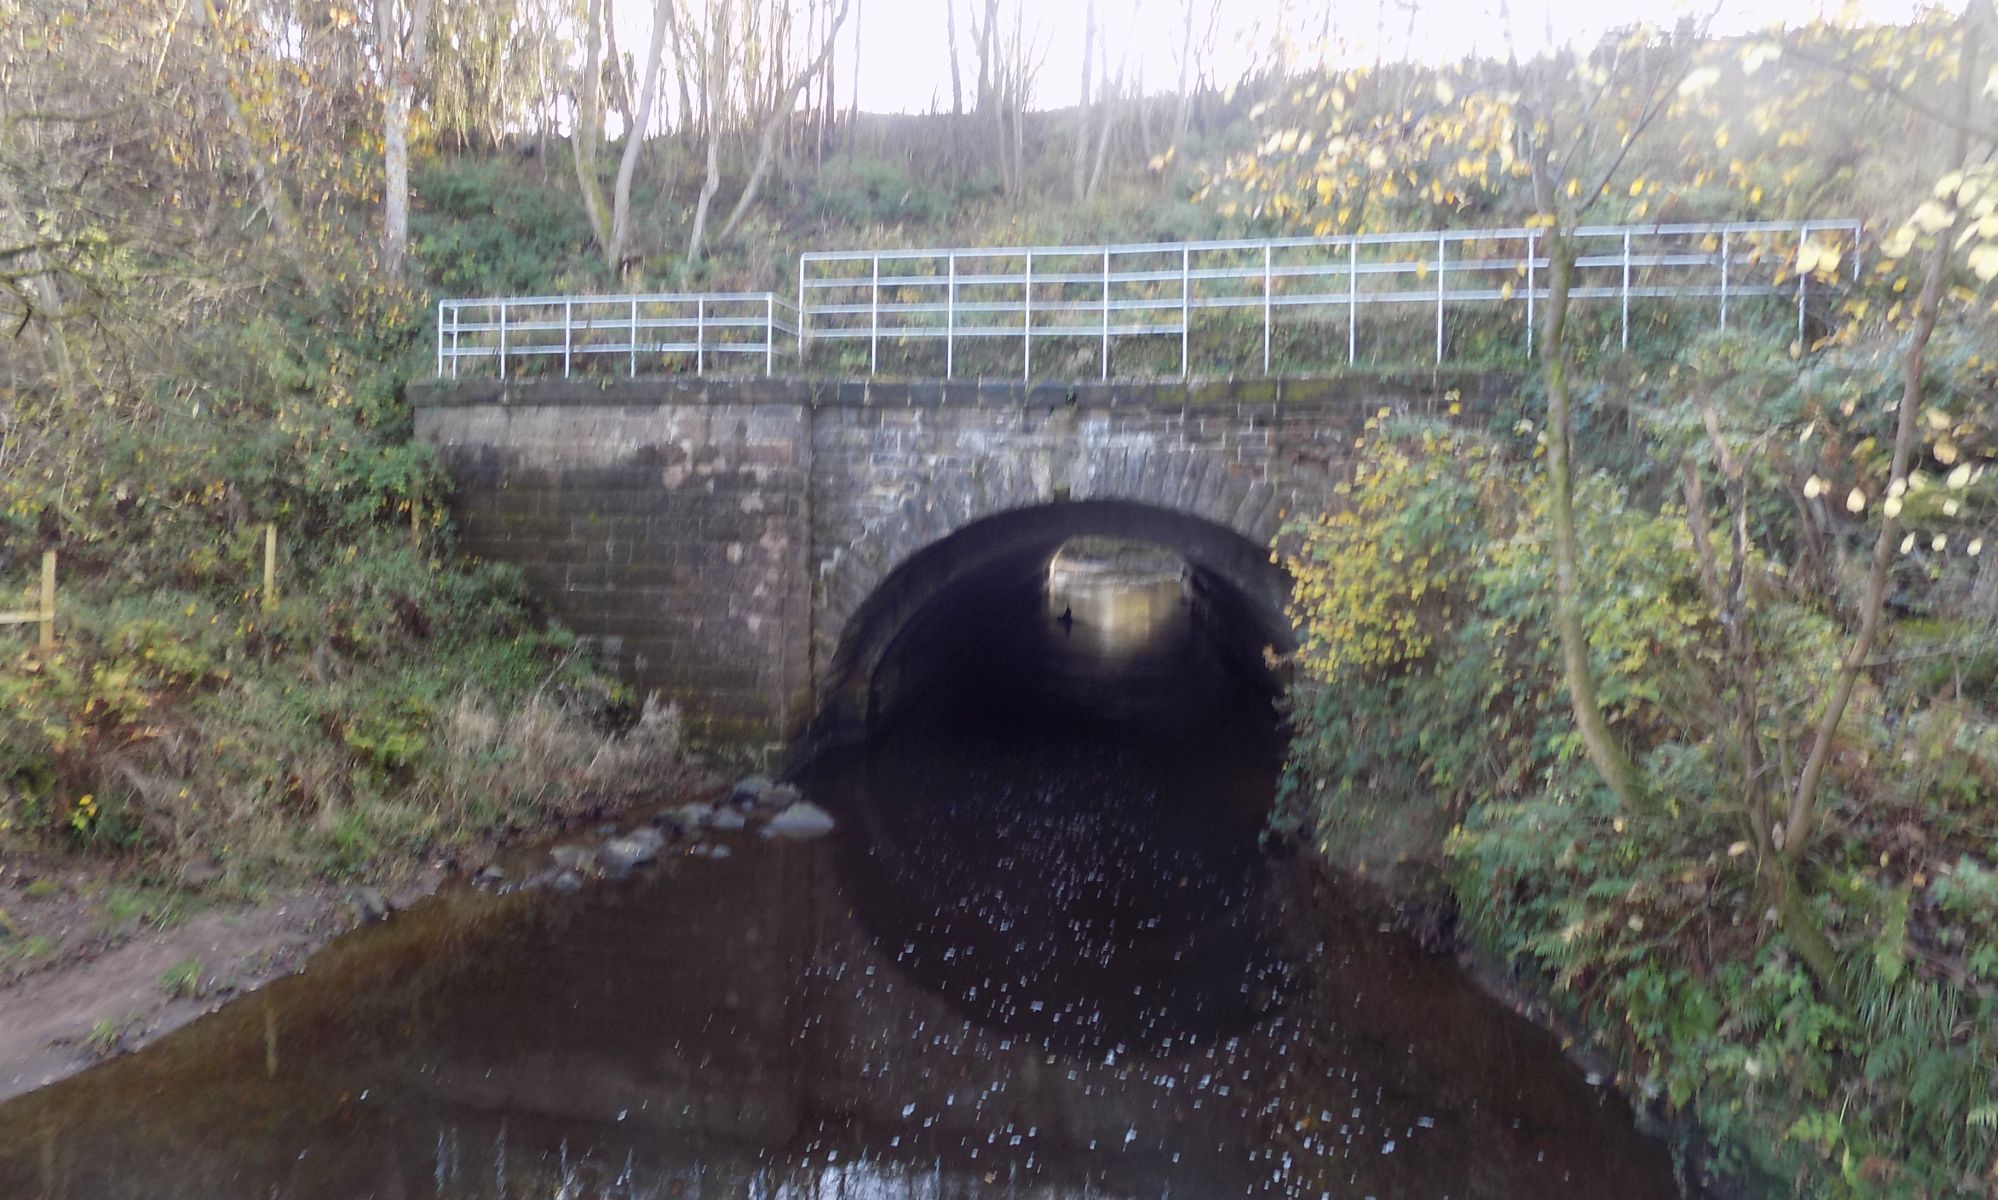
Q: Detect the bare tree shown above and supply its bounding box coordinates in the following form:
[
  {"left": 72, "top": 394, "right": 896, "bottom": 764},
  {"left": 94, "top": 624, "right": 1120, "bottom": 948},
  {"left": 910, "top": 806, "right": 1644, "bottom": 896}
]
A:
[
  {"left": 712, "top": 0, "right": 853, "bottom": 249},
  {"left": 376, "top": 0, "right": 435, "bottom": 279},
  {"left": 1083, "top": 0, "right": 1141, "bottom": 199},
  {"left": 1071, "top": 0, "right": 1095, "bottom": 200},
  {"left": 572, "top": 0, "right": 613, "bottom": 255},
  {"left": 608, "top": 0, "right": 676, "bottom": 275},
  {"left": 947, "top": 0, "right": 964, "bottom": 116}
]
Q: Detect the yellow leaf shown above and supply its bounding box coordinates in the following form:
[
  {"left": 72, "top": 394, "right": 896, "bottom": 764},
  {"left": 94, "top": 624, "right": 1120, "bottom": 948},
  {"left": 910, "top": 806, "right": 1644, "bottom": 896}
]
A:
[
  {"left": 1968, "top": 243, "right": 1998, "bottom": 281},
  {"left": 1846, "top": 487, "right": 1866, "bottom": 514}
]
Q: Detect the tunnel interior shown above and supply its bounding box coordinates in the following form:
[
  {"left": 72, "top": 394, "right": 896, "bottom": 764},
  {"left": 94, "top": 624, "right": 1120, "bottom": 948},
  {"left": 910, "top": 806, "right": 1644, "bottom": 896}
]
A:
[
  {"left": 796, "top": 501, "right": 1300, "bottom": 1053},
  {"left": 813, "top": 499, "right": 1295, "bottom": 747}
]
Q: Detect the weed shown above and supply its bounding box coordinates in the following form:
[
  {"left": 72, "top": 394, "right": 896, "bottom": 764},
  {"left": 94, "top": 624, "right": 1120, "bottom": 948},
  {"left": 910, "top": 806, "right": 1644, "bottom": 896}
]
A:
[
  {"left": 81, "top": 1018, "right": 125, "bottom": 1059},
  {"left": 158, "top": 957, "right": 203, "bottom": 999}
]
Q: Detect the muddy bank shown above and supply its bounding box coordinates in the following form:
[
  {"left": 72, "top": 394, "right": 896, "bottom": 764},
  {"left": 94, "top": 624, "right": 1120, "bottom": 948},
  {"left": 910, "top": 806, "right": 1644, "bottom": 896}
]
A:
[{"left": 0, "top": 770, "right": 719, "bottom": 1104}]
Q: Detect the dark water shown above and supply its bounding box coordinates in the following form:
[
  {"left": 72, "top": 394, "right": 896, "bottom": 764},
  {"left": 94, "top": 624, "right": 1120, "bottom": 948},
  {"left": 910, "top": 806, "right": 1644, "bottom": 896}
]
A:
[{"left": 0, "top": 569, "right": 1684, "bottom": 1199}]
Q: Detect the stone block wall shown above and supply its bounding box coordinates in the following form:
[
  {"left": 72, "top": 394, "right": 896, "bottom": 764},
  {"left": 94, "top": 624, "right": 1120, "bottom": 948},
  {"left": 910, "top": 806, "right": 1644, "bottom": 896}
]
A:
[{"left": 412, "top": 374, "right": 1501, "bottom": 746}]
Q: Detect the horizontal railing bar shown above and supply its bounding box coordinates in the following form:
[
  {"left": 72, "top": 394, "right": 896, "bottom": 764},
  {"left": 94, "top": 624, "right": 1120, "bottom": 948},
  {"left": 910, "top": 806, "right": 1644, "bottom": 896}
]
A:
[
  {"left": 440, "top": 289, "right": 787, "bottom": 308},
  {"left": 797, "top": 219, "right": 1860, "bottom": 266}
]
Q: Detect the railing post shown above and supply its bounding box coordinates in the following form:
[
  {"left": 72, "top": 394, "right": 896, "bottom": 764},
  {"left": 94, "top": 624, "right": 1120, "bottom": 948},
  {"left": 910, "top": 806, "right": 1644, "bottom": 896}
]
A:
[
  {"left": 630, "top": 296, "right": 639, "bottom": 378},
  {"left": 1347, "top": 239, "right": 1357, "bottom": 365},
  {"left": 1719, "top": 231, "right": 1730, "bottom": 331},
  {"left": 435, "top": 300, "right": 444, "bottom": 379},
  {"left": 1023, "top": 251, "right": 1033, "bottom": 382},
  {"left": 1262, "top": 243, "right": 1273, "bottom": 375},
  {"left": 563, "top": 299, "right": 573, "bottom": 378},
  {"left": 947, "top": 251, "right": 957, "bottom": 380},
  {"left": 797, "top": 254, "right": 810, "bottom": 368},
  {"left": 1620, "top": 230, "right": 1632, "bottom": 351},
  {"left": 696, "top": 297, "right": 705, "bottom": 376},
  {"left": 1435, "top": 232, "right": 1447, "bottom": 365},
  {"left": 765, "top": 294, "right": 775, "bottom": 376},
  {"left": 1525, "top": 232, "right": 1537, "bottom": 357},
  {"left": 1101, "top": 248, "right": 1110, "bottom": 381},
  {"left": 1179, "top": 245, "right": 1190, "bottom": 377},
  {"left": 451, "top": 302, "right": 461, "bottom": 379},
  {"left": 498, "top": 300, "right": 508, "bottom": 381},
  {"left": 869, "top": 256, "right": 880, "bottom": 376},
  {"left": 39, "top": 549, "right": 55, "bottom": 654}
]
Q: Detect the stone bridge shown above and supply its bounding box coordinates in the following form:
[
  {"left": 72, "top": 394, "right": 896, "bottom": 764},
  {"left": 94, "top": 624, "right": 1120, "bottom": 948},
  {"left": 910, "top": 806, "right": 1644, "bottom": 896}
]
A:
[{"left": 411, "top": 376, "right": 1498, "bottom": 749}]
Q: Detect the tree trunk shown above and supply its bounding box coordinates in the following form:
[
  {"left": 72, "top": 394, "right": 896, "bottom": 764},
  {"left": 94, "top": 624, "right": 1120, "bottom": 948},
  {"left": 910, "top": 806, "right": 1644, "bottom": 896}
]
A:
[
  {"left": 572, "top": 0, "right": 613, "bottom": 255},
  {"left": 1072, "top": 0, "right": 1095, "bottom": 201},
  {"left": 947, "top": 0, "right": 964, "bottom": 116},
  {"left": 846, "top": 0, "right": 862, "bottom": 161},
  {"left": 379, "top": 0, "right": 434, "bottom": 281},
  {"left": 198, "top": 0, "right": 323, "bottom": 296},
  {"left": 1539, "top": 224, "right": 1649, "bottom": 813},
  {"left": 715, "top": 0, "right": 853, "bottom": 248},
  {"left": 664, "top": 0, "right": 694, "bottom": 137},
  {"left": 609, "top": 0, "right": 674, "bottom": 276},
  {"left": 1084, "top": 0, "right": 1139, "bottom": 199},
  {"left": 1782, "top": 30, "right": 1977, "bottom": 873},
  {"left": 1170, "top": 0, "right": 1195, "bottom": 152}
]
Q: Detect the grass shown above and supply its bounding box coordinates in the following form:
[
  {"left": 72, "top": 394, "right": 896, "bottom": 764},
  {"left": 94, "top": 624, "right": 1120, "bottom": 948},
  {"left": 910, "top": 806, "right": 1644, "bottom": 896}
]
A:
[
  {"left": 158, "top": 957, "right": 203, "bottom": 999},
  {"left": 80, "top": 1017, "right": 125, "bottom": 1059},
  {"left": 96, "top": 885, "right": 191, "bottom": 935}
]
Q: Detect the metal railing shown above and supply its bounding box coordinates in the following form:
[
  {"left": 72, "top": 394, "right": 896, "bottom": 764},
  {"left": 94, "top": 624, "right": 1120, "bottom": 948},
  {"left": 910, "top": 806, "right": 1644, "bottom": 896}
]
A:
[
  {"left": 432, "top": 219, "right": 1863, "bottom": 381},
  {"left": 796, "top": 219, "right": 1862, "bottom": 378},
  {"left": 436, "top": 292, "right": 799, "bottom": 379}
]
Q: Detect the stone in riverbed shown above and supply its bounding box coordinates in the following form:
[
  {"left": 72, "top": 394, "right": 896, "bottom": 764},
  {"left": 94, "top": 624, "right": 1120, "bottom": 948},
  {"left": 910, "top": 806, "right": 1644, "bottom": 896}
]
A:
[
  {"left": 707, "top": 807, "right": 748, "bottom": 832},
  {"left": 549, "top": 845, "right": 594, "bottom": 872},
  {"left": 728, "top": 775, "right": 774, "bottom": 808},
  {"left": 764, "top": 801, "right": 836, "bottom": 840},
  {"left": 350, "top": 887, "right": 391, "bottom": 923},
  {"left": 600, "top": 835, "right": 659, "bottom": 871},
  {"left": 623, "top": 826, "right": 666, "bottom": 851},
  {"left": 659, "top": 802, "right": 717, "bottom": 830},
  {"left": 551, "top": 870, "right": 584, "bottom": 894}
]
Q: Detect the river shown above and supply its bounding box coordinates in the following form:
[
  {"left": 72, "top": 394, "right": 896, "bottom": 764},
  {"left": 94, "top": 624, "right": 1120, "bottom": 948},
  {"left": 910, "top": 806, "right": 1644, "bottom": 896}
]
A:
[{"left": 0, "top": 544, "right": 1684, "bottom": 1199}]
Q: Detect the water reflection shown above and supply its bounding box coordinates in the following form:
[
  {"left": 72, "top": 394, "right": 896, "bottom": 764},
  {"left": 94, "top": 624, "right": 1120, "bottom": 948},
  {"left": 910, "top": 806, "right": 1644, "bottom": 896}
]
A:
[
  {"left": 1045, "top": 538, "right": 1190, "bottom": 668},
  {"left": 0, "top": 541, "right": 1684, "bottom": 1199}
]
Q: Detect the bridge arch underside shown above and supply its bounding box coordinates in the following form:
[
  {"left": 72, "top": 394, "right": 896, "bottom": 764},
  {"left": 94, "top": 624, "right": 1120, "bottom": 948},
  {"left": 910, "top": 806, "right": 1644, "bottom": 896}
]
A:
[{"left": 807, "top": 500, "right": 1294, "bottom": 748}]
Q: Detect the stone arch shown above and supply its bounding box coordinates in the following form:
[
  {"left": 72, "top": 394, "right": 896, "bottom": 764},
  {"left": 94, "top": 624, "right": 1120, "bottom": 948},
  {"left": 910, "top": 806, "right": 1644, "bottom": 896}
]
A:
[
  {"left": 813, "top": 436, "right": 1287, "bottom": 673},
  {"left": 807, "top": 495, "right": 1294, "bottom": 745}
]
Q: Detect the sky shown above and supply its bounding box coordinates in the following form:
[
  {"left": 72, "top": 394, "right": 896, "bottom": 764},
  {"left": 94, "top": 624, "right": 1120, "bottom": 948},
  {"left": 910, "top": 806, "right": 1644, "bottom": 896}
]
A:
[
  {"left": 605, "top": 0, "right": 1936, "bottom": 124},
  {"left": 817, "top": 0, "right": 1935, "bottom": 114}
]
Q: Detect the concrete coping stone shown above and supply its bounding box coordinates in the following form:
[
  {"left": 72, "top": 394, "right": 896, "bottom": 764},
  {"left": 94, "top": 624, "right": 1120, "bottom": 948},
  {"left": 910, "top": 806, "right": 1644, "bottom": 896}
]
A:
[{"left": 410, "top": 372, "right": 1506, "bottom": 413}]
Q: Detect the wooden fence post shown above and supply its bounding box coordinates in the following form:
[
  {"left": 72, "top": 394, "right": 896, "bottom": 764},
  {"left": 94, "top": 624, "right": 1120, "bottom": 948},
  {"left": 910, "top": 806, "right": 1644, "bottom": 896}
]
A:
[
  {"left": 39, "top": 549, "right": 54, "bottom": 653},
  {"left": 262, "top": 524, "right": 277, "bottom": 612}
]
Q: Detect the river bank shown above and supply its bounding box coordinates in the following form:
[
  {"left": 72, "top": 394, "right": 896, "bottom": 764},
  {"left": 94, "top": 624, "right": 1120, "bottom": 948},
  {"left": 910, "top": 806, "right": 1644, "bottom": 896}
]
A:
[{"left": 0, "top": 760, "right": 721, "bottom": 1103}]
